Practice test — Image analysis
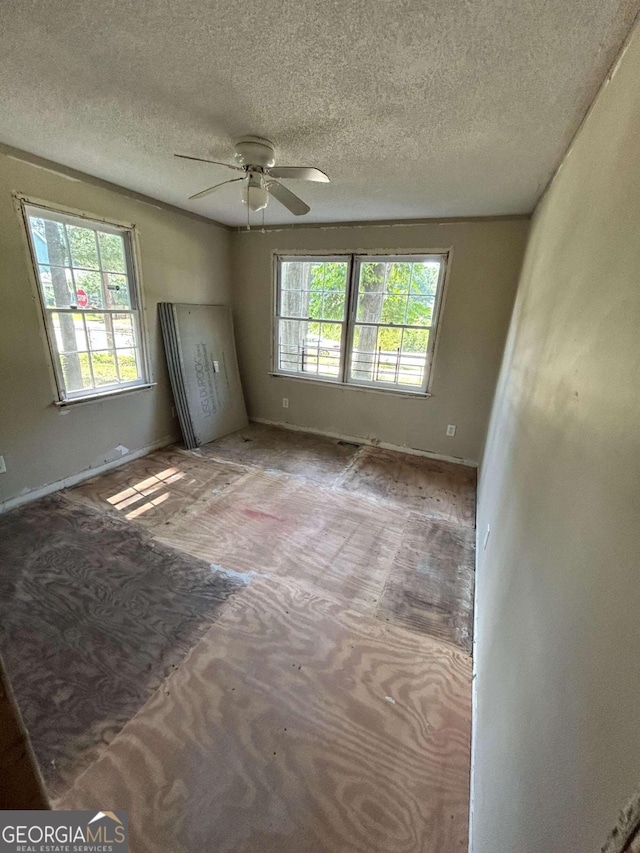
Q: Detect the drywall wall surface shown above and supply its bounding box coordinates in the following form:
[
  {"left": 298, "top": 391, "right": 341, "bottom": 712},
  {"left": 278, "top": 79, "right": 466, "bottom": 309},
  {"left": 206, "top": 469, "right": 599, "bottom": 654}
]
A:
[
  {"left": 0, "top": 151, "right": 230, "bottom": 504},
  {"left": 230, "top": 219, "right": 528, "bottom": 463},
  {"left": 472, "top": 21, "right": 640, "bottom": 853}
]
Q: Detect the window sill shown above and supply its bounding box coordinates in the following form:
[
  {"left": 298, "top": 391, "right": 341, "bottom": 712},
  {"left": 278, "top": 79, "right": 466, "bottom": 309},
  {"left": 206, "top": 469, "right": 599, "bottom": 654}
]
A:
[
  {"left": 269, "top": 373, "right": 431, "bottom": 399},
  {"left": 54, "top": 383, "right": 157, "bottom": 408}
]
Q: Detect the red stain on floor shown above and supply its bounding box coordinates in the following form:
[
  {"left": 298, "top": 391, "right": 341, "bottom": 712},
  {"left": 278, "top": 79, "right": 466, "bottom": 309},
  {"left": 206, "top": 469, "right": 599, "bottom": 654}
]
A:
[{"left": 242, "top": 508, "right": 284, "bottom": 522}]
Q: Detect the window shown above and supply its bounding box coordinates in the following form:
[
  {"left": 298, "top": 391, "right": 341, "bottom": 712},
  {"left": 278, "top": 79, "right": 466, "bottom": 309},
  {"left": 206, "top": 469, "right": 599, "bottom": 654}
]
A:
[
  {"left": 274, "top": 253, "right": 447, "bottom": 394},
  {"left": 23, "top": 203, "right": 149, "bottom": 402}
]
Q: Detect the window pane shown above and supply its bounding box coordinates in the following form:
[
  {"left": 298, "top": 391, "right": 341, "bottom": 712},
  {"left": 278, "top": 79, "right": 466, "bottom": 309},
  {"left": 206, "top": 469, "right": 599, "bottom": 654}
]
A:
[
  {"left": 106, "top": 273, "right": 131, "bottom": 309},
  {"left": 281, "top": 260, "right": 348, "bottom": 295},
  {"left": 277, "top": 318, "right": 342, "bottom": 378},
  {"left": 381, "top": 293, "right": 408, "bottom": 325},
  {"left": 314, "top": 323, "right": 342, "bottom": 377},
  {"left": 350, "top": 325, "right": 377, "bottom": 382},
  {"left": 61, "top": 352, "right": 93, "bottom": 393},
  {"left": 74, "top": 269, "right": 104, "bottom": 309},
  {"left": 356, "top": 290, "right": 383, "bottom": 323},
  {"left": 281, "top": 261, "right": 303, "bottom": 291},
  {"left": 116, "top": 348, "right": 140, "bottom": 382},
  {"left": 399, "top": 329, "right": 430, "bottom": 386},
  {"left": 277, "top": 260, "right": 348, "bottom": 381},
  {"left": 309, "top": 263, "right": 326, "bottom": 291},
  {"left": 282, "top": 287, "right": 346, "bottom": 322},
  {"left": 406, "top": 296, "right": 433, "bottom": 326},
  {"left": 323, "top": 262, "right": 348, "bottom": 291},
  {"left": 51, "top": 312, "right": 87, "bottom": 353},
  {"left": 113, "top": 314, "right": 135, "bottom": 348},
  {"left": 67, "top": 225, "right": 99, "bottom": 269},
  {"left": 281, "top": 289, "right": 312, "bottom": 319},
  {"left": 39, "top": 265, "right": 74, "bottom": 308},
  {"left": 350, "top": 325, "right": 429, "bottom": 387},
  {"left": 91, "top": 351, "right": 119, "bottom": 386},
  {"left": 410, "top": 261, "right": 440, "bottom": 295},
  {"left": 29, "top": 217, "right": 70, "bottom": 266},
  {"left": 278, "top": 319, "right": 304, "bottom": 372},
  {"left": 359, "top": 262, "right": 388, "bottom": 292},
  {"left": 387, "top": 262, "right": 411, "bottom": 294},
  {"left": 320, "top": 292, "right": 346, "bottom": 321},
  {"left": 98, "top": 232, "right": 126, "bottom": 273},
  {"left": 86, "top": 314, "right": 109, "bottom": 350}
]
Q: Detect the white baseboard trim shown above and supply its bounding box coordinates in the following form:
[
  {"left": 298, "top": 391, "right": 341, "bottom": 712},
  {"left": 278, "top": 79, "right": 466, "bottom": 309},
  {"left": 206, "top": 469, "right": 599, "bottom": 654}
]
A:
[
  {"left": 251, "top": 418, "right": 478, "bottom": 468},
  {"left": 0, "top": 435, "right": 176, "bottom": 514}
]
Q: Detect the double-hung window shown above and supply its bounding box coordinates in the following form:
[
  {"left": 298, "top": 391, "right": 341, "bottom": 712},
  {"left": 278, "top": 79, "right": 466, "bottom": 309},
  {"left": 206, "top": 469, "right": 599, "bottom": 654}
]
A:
[
  {"left": 22, "top": 203, "right": 149, "bottom": 403},
  {"left": 274, "top": 253, "right": 447, "bottom": 394}
]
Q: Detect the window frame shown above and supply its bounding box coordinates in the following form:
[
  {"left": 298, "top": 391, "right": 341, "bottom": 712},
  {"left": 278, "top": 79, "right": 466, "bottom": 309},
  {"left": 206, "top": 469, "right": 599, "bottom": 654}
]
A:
[
  {"left": 273, "top": 254, "right": 351, "bottom": 384},
  {"left": 272, "top": 251, "right": 449, "bottom": 396},
  {"left": 20, "top": 199, "right": 152, "bottom": 405}
]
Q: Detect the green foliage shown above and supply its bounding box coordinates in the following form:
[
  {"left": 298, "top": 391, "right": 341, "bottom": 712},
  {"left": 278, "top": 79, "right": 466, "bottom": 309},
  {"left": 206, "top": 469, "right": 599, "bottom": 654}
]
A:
[
  {"left": 76, "top": 352, "right": 138, "bottom": 385},
  {"left": 307, "top": 262, "right": 346, "bottom": 334},
  {"left": 290, "top": 259, "right": 439, "bottom": 353},
  {"left": 36, "top": 217, "right": 129, "bottom": 310},
  {"left": 358, "top": 262, "right": 438, "bottom": 352}
]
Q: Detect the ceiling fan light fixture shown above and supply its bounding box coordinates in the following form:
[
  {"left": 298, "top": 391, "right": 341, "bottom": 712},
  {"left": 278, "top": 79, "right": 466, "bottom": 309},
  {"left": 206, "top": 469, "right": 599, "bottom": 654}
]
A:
[
  {"left": 176, "top": 136, "right": 329, "bottom": 216},
  {"left": 242, "top": 175, "right": 269, "bottom": 212}
]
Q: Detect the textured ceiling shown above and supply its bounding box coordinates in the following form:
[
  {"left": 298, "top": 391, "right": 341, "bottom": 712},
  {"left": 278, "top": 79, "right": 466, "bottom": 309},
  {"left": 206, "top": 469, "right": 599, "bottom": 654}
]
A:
[{"left": 0, "top": 0, "right": 638, "bottom": 226}]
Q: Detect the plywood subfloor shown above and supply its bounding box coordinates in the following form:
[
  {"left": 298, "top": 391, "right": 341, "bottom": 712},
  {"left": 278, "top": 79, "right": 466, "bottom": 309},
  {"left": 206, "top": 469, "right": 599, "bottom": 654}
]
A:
[
  {"left": 155, "top": 470, "right": 406, "bottom": 615},
  {"left": 2, "top": 423, "right": 475, "bottom": 849},
  {"left": 58, "top": 577, "right": 472, "bottom": 853},
  {"left": 195, "top": 422, "right": 361, "bottom": 486},
  {"left": 376, "top": 515, "right": 476, "bottom": 653},
  {"left": 65, "top": 448, "right": 248, "bottom": 529},
  {"left": 339, "top": 446, "right": 477, "bottom": 525},
  {"left": 0, "top": 494, "right": 246, "bottom": 797}
]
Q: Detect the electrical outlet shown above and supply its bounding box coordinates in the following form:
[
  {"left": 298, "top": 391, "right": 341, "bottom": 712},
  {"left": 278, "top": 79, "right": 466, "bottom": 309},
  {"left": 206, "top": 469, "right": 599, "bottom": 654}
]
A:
[
  {"left": 282, "top": 398, "right": 289, "bottom": 409},
  {"left": 0, "top": 455, "right": 6, "bottom": 474},
  {"left": 446, "top": 424, "right": 456, "bottom": 437}
]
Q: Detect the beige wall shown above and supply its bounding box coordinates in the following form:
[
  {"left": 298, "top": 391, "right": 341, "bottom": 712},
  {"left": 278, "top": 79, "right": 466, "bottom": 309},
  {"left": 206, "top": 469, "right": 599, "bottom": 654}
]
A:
[
  {"left": 230, "top": 219, "right": 528, "bottom": 463},
  {"left": 472, "top": 21, "right": 640, "bottom": 853},
  {"left": 0, "top": 151, "right": 231, "bottom": 506}
]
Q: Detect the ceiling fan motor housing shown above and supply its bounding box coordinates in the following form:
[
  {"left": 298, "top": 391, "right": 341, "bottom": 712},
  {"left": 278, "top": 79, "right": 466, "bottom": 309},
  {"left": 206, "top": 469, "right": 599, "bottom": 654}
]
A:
[{"left": 233, "top": 136, "right": 276, "bottom": 168}]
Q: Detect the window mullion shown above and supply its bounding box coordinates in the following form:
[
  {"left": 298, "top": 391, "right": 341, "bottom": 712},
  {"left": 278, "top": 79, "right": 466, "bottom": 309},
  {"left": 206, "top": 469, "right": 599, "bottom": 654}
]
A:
[
  {"left": 342, "top": 255, "right": 359, "bottom": 384},
  {"left": 82, "top": 313, "right": 96, "bottom": 390}
]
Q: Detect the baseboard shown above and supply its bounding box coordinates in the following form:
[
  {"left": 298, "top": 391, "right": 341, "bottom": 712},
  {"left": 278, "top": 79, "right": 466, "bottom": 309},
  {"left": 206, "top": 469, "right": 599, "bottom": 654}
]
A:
[
  {"left": 0, "top": 435, "right": 176, "bottom": 514},
  {"left": 251, "top": 417, "right": 478, "bottom": 468}
]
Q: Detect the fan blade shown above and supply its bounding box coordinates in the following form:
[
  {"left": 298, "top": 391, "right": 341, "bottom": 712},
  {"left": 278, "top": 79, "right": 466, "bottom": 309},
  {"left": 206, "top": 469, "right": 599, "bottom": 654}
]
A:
[
  {"left": 266, "top": 166, "right": 329, "bottom": 183},
  {"left": 267, "top": 180, "right": 310, "bottom": 215},
  {"left": 189, "top": 177, "right": 245, "bottom": 200},
  {"left": 175, "top": 154, "right": 243, "bottom": 172}
]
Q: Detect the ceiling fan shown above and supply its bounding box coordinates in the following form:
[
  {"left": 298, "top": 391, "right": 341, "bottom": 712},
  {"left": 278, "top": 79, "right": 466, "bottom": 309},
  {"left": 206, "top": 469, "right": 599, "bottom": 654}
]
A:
[{"left": 174, "top": 136, "right": 329, "bottom": 218}]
